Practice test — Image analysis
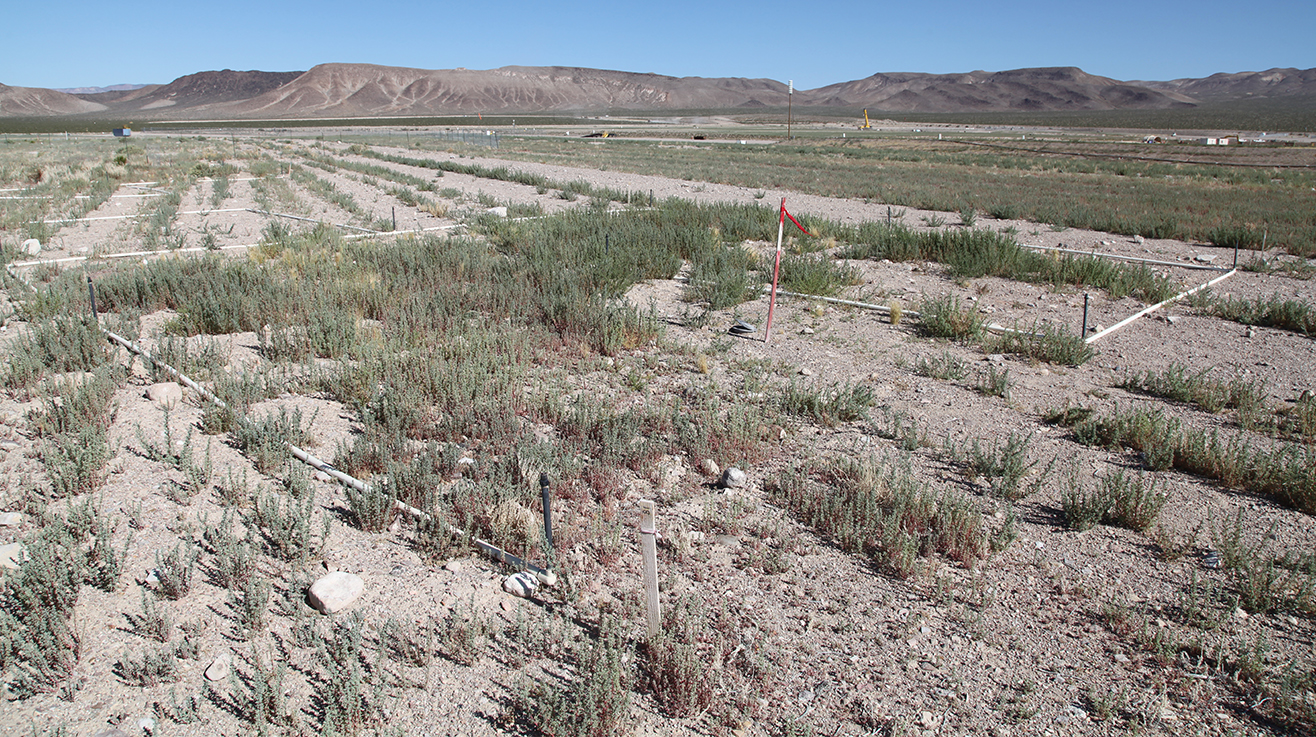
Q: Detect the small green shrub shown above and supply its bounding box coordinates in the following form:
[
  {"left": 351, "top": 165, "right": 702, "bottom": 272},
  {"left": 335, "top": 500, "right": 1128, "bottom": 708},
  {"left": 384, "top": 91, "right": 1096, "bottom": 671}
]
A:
[
  {"left": 991, "top": 322, "right": 1093, "bottom": 365},
  {"left": 918, "top": 295, "right": 984, "bottom": 341},
  {"left": 778, "top": 381, "right": 874, "bottom": 426},
  {"left": 115, "top": 646, "right": 180, "bottom": 687},
  {"left": 517, "top": 616, "right": 632, "bottom": 737}
]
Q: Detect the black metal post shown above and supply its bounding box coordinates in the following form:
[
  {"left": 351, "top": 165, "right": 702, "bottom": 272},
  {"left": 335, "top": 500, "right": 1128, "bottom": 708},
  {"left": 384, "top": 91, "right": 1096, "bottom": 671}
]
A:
[
  {"left": 86, "top": 275, "right": 98, "bottom": 321},
  {"left": 539, "top": 473, "right": 553, "bottom": 550},
  {"left": 1081, "top": 293, "right": 1089, "bottom": 337},
  {"left": 392, "top": 207, "right": 396, "bottom": 232}
]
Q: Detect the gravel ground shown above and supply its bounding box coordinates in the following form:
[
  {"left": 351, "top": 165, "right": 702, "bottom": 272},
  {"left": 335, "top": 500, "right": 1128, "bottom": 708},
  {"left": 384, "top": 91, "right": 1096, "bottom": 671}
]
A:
[{"left": 2, "top": 135, "right": 1314, "bottom": 737}]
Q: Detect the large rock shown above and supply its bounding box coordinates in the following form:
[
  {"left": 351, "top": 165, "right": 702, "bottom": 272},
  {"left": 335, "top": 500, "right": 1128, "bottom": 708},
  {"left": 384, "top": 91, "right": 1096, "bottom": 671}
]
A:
[
  {"left": 718, "top": 467, "right": 748, "bottom": 489},
  {"left": 21, "top": 239, "right": 40, "bottom": 256},
  {"left": 0, "top": 542, "right": 26, "bottom": 570},
  {"left": 502, "top": 571, "right": 538, "bottom": 598},
  {"left": 145, "top": 382, "right": 183, "bottom": 407},
  {"left": 205, "top": 651, "right": 231, "bottom": 681},
  {"left": 307, "top": 571, "right": 364, "bottom": 614}
]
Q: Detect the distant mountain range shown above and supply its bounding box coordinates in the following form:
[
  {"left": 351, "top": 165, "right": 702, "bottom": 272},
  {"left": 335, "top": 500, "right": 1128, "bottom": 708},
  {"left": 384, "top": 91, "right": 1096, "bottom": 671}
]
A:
[{"left": 2, "top": 64, "right": 1313, "bottom": 120}]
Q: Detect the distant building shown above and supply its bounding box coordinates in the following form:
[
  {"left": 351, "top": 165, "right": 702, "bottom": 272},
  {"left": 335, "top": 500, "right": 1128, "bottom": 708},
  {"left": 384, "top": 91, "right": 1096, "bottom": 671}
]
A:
[{"left": 113, "top": 128, "right": 131, "bottom": 137}]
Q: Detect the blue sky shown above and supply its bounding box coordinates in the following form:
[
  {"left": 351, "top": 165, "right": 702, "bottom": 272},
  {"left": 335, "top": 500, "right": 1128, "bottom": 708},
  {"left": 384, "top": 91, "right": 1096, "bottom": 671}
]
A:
[{"left": 3, "top": 0, "right": 1312, "bottom": 90}]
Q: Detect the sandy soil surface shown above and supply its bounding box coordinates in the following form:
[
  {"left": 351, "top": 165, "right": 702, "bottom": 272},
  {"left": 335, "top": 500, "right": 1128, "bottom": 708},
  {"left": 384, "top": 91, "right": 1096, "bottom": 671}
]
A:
[{"left": 2, "top": 136, "right": 1314, "bottom": 737}]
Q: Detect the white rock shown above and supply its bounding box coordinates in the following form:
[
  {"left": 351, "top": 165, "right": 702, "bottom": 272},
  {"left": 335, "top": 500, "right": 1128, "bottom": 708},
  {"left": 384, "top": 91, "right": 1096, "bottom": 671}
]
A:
[
  {"left": 0, "top": 542, "right": 26, "bottom": 569},
  {"left": 1133, "top": 235, "right": 1145, "bottom": 244},
  {"left": 443, "top": 560, "right": 463, "bottom": 573},
  {"left": 1166, "top": 315, "right": 1182, "bottom": 325},
  {"left": 798, "top": 367, "right": 814, "bottom": 376},
  {"left": 145, "top": 382, "right": 183, "bottom": 407},
  {"left": 205, "top": 651, "right": 231, "bottom": 681},
  {"left": 137, "top": 716, "right": 155, "bottom": 734},
  {"left": 503, "top": 571, "right": 538, "bottom": 598},
  {"left": 307, "top": 571, "right": 364, "bottom": 614},
  {"left": 719, "top": 467, "right": 748, "bottom": 489},
  {"left": 698, "top": 458, "right": 720, "bottom": 477},
  {"left": 1194, "top": 254, "right": 1217, "bottom": 264},
  {"left": 21, "top": 239, "right": 40, "bottom": 256},
  {"left": 0, "top": 512, "right": 22, "bottom": 527},
  {"left": 800, "top": 327, "right": 814, "bottom": 335},
  {"left": 486, "top": 206, "right": 508, "bottom": 217}
]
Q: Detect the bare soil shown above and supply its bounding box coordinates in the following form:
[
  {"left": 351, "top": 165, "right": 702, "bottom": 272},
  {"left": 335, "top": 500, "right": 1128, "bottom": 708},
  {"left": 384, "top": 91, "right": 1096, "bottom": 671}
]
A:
[{"left": 2, "top": 135, "right": 1315, "bottom": 737}]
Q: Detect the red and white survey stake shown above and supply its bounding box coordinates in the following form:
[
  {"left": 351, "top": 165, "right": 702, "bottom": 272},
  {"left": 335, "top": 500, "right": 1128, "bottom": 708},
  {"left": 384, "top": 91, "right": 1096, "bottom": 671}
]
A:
[{"left": 764, "top": 197, "right": 811, "bottom": 343}]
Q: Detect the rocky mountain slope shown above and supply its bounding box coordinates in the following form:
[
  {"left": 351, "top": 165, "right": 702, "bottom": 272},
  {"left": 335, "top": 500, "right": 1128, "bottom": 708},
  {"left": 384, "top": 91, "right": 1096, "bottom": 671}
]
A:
[{"left": 3, "top": 63, "right": 1314, "bottom": 119}]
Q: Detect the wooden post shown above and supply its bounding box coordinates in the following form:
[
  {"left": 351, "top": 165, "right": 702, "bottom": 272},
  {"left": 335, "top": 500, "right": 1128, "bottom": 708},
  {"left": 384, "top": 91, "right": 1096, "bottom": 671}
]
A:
[{"left": 638, "top": 499, "right": 660, "bottom": 639}]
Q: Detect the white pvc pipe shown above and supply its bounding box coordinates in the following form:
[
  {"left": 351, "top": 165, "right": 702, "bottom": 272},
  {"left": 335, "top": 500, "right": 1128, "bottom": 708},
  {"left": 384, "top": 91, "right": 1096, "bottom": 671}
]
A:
[
  {"left": 37, "top": 208, "right": 249, "bottom": 224},
  {"left": 1019, "top": 243, "right": 1229, "bottom": 271},
  {"left": 9, "top": 243, "right": 258, "bottom": 271},
  {"left": 1086, "top": 268, "right": 1238, "bottom": 343}
]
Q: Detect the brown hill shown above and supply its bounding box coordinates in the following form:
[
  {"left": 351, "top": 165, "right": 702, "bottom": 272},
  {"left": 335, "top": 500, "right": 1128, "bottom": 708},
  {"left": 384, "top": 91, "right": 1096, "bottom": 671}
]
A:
[
  {"left": 807, "top": 67, "right": 1196, "bottom": 112},
  {"left": 9, "top": 63, "right": 1315, "bottom": 119},
  {"left": 205, "top": 64, "right": 790, "bottom": 118},
  {"left": 0, "top": 83, "right": 107, "bottom": 116},
  {"left": 1135, "top": 67, "right": 1316, "bottom": 102},
  {"left": 75, "top": 70, "right": 303, "bottom": 113}
]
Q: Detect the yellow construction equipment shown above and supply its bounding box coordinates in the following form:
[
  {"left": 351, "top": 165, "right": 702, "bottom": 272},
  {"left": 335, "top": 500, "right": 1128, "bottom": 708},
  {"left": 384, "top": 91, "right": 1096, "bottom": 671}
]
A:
[{"left": 859, "top": 109, "right": 872, "bottom": 130}]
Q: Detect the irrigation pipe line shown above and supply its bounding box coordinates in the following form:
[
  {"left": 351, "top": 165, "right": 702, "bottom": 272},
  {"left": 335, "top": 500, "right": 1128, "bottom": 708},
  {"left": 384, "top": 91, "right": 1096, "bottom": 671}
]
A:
[
  {"left": 3, "top": 263, "right": 556, "bottom": 586},
  {"left": 765, "top": 288, "right": 1045, "bottom": 337},
  {"left": 247, "top": 208, "right": 379, "bottom": 234},
  {"left": 2, "top": 193, "right": 164, "bottom": 200},
  {"left": 1018, "top": 244, "right": 1235, "bottom": 271},
  {"left": 947, "top": 138, "right": 1316, "bottom": 170},
  {"left": 100, "top": 327, "right": 556, "bottom": 586},
  {"left": 9, "top": 243, "right": 259, "bottom": 272},
  {"left": 35, "top": 208, "right": 249, "bottom": 225},
  {"left": 1086, "top": 268, "right": 1238, "bottom": 344}
]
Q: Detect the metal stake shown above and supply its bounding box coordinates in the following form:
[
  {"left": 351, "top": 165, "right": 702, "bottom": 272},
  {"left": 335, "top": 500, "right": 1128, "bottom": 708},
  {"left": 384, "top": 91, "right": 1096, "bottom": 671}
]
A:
[
  {"left": 392, "top": 207, "right": 396, "bottom": 232},
  {"left": 639, "top": 499, "right": 660, "bottom": 639},
  {"left": 1081, "top": 293, "right": 1089, "bottom": 337},
  {"left": 86, "top": 275, "right": 98, "bottom": 321},
  {"left": 539, "top": 473, "right": 554, "bottom": 551}
]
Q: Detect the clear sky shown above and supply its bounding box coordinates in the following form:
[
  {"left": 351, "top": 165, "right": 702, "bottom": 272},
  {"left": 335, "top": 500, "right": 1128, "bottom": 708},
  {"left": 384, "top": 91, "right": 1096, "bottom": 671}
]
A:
[{"left": 3, "top": 0, "right": 1312, "bottom": 90}]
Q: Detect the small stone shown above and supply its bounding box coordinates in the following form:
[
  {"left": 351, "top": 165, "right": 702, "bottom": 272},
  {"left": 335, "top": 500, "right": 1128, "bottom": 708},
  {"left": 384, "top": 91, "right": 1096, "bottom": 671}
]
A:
[
  {"left": 1194, "top": 254, "right": 1217, "bottom": 264},
  {"left": 314, "top": 471, "right": 333, "bottom": 482},
  {"left": 205, "top": 651, "right": 231, "bottom": 681},
  {"left": 1233, "top": 606, "right": 1249, "bottom": 620},
  {"left": 0, "top": 512, "right": 22, "bottom": 527},
  {"left": 501, "top": 600, "right": 515, "bottom": 612},
  {"left": 1114, "top": 652, "right": 1130, "bottom": 663},
  {"left": 1166, "top": 315, "right": 1182, "bottom": 325},
  {"left": 1090, "top": 323, "right": 1105, "bottom": 333},
  {"left": 444, "top": 560, "right": 462, "bottom": 573},
  {"left": 718, "top": 467, "right": 748, "bottom": 489},
  {"left": 138, "top": 716, "right": 155, "bottom": 734},
  {"left": 0, "top": 542, "right": 26, "bottom": 570},
  {"left": 307, "top": 571, "right": 364, "bottom": 614},
  {"left": 93, "top": 730, "right": 130, "bottom": 737},
  {"left": 1133, "top": 235, "right": 1145, "bottom": 244},
  {"left": 698, "top": 458, "right": 720, "bottom": 477},
  {"left": 1245, "top": 327, "right": 1256, "bottom": 338},
  {"left": 21, "top": 239, "right": 40, "bottom": 256},
  {"left": 486, "top": 206, "right": 508, "bottom": 217},
  {"left": 920, "top": 710, "right": 938, "bottom": 729},
  {"left": 800, "top": 327, "right": 814, "bottom": 335},
  {"left": 798, "top": 367, "right": 814, "bottom": 376},
  {"left": 684, "top": 530, "right": 705, "bottom": 542},
  {"left": 144, "top": 382, "right": 182, "bottom": 407},
  {"left": 503, "top": 571, "right": 538, "bottom": 598}
]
